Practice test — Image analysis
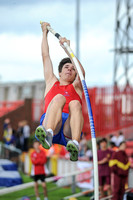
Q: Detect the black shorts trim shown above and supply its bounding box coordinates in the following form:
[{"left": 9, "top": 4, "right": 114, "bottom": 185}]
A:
[{"left": 33, "top": 174, "right": 46, "bottom": 182}]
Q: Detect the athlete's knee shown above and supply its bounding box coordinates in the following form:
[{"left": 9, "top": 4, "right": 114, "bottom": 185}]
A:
[
  {"left": 69, "top": 101, "right": 84, "bottom": 124},
  {"left": 69, "top": 100, "right": 82, "bottom": 112},
  {"left": 51, "top": 94, "right": 66, "bottom": 106}
]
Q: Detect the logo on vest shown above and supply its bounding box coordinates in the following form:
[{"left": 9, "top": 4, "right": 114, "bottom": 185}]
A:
[{"left": 64, "top": 91, "right": 70, "bottom": 97}]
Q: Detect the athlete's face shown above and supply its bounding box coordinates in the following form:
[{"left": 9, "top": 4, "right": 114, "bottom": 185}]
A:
[{"left": 59, "top": 63, "right": 77, "bottom": 82}]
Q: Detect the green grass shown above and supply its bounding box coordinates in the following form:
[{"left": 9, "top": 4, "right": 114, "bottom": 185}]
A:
[
  {"left": 0, "top": 173, "right": 92, "bottom": 200},
  {"left": 20, "top": 171, "right": 33, "bottom": 183},
  {"left": 0, "top": 183, "right": 92, "bottom": 200}
]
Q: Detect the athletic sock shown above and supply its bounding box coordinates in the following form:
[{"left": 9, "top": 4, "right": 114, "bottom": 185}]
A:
[
  {"left": 46, "top": 128, "right": 53, "bottom": 137},
  {"left": 72, "top": 140, "right": 79, "bottom": 147},
  {"left": 44, "top": 197, "right": 48, "bottom": 200}
]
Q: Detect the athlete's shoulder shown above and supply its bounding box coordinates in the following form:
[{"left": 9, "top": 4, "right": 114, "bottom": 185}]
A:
[
  {"left": 45, "top": 76, "right": 59, "bottom": 96},
  {"left": 72, "top": 80, "right": 83, "bottom": 99},
  {"left": 73, "top": 77, "right": 83, "bottom": 91}
]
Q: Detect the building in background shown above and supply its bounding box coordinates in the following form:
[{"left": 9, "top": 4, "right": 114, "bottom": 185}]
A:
[{"left": 0, "top": 81, "right": 45, "bottom": 101}]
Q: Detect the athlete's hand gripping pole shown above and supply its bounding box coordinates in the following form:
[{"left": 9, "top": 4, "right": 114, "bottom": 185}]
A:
[{"left": 40, "top": 21, "right": 99, "bottom": 200}]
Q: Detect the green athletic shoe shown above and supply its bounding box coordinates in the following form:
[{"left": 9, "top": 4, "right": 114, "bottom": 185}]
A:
[
  {"left": 35, "top": 125, "right": 52, "bottom": 149},
  {"left": 66, "top": 140, "right": 79, "bottom": 161}
]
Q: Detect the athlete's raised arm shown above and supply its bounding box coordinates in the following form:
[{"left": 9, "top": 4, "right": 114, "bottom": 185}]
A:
[{"left": 41, "top": 22, "right": 57, "bottom": 84}]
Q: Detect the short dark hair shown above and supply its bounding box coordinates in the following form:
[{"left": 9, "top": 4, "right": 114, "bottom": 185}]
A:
[
  {"left": 119, "top": 131, "right": 123, "bottom": 135},
  {"left": 110, "top": 141, "right": 116, "bottom": 147},
  {"left": 109, "top": 134, "right": 113, "bottom": 139},
  {"left": 58, "top": 57, "right": 72, "bottom": 73},
  {"left": 100, "top": 138, "right": 107, "bottom": 143}
]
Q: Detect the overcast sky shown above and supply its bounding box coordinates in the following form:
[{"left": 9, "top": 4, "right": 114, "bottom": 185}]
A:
[{"left": 0, "top": 0, "right": 116, "bottom": 87}]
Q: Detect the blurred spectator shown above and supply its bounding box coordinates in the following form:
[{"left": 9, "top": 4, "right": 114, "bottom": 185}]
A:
[
  {"left": 109, "top": 141, "right": 130, "bottom": 200},
  {"left": 3, "top": 119, "right": 16, "bottom": 145},
  {"left": 110, "top": 131, "right": 125, "bottom": 147},
  {"left": 59, "top": 145, "right": 68, "bottom": 157},
  {"left": 97, "top": 140, "right": 101, "bottom": 150},
  {"left": 98, "top": 138, "right": 112, "bottom": 198},
  {"left": 109, "top": 134, "right": 113, "bottom": 140},
  {"left": 85, "top": 146, "right": 93, "bottom": 161},
  {"left": 23, "top": 120, "right": 30, "bottom": 152},
  {"left": 16, "top": 121, "right": 24, "bottom": 150},
  {"left": 109, "top": 141, "right": 118, "bottom": 152},
  {"left": 128, "top": 153, "right": 133, "bottom": 188},
  {"left": 117, "top": 131, "right": 125, "bottom": 146},
  {"left": 129, "top": 153, "right": 133, "bottom": 168},
  {"left": 110, "top": 134, "right": 118, "bottom": 146},
  {"left": 3, "top": 118, "right": 10, "bottom": 130},
  {"left": 79, "top": 134, "right": 88, "bottom": 157},
  {"left": 31, "top": 140, "right": 48, "bottom": 200}
]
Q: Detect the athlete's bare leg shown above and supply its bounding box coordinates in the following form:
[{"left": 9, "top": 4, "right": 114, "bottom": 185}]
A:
[
  {"left": 43, "top": 94, "right": 66, "bottom": 134},
  {"left": 35, "top": 95, "right": 83, "bottom": 161},
  {"left": 35, "top": 94, "right": 66, "bottom": 149},
  {"left": 69, "top": 100, "right": 84, "bottom": 141},
  {"left": 64, "top": 100, "right": 84, "bottom": 161},
  {"left": 63, "top": 100, "right": 84, "bottom": 142}
]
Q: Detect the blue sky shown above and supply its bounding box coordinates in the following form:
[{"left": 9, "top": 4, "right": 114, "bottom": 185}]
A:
[{"left": 0, "top": 0, "right": 116, "bottom": 86}]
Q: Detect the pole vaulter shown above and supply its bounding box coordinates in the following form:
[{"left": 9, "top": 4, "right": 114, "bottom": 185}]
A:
[{"left": 39, "top": 21, "right": 99, "bottom": 200}]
